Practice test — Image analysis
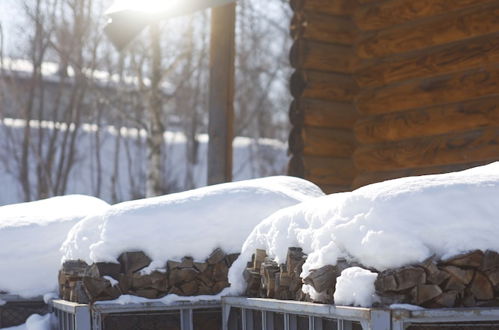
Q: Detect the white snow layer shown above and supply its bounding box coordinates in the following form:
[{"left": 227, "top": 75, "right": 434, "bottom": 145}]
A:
[
  {"left": 228, "top": 162, "right": 499, "bottom": 306},
  {"left": 61, "top": 176, "right": 324, "bottom": 266},
  {"left": 333, "top": 267, "right": 378, "bottom": 307},
  {"left": 2, "top": 313, "right": 56, "bottom": 330},
  {"left": 0, "top": 195, "right": 110, "bottom": 298}
]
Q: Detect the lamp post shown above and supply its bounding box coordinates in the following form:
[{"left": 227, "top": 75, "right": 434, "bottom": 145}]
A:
[{"left": 105, "top": 0, "right": 236, "bottom": 186}]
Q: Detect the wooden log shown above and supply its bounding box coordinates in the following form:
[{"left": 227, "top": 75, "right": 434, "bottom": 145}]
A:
[
  {"left": 481, "top": 250, "right": 499, "bottom": 272},
  {"left": 357, "top": 3, "right": 499, "bottom": 58},
  {"left": 470, "top": 271, "right": 494, "bottom": 300},
  {"left": 356, "top": 32, "right": 499, "bottom": 88},
  {"left": 442, "top": 266, "right": 474, "bottom": 285},
  {"left": 443, "top": 250, "right": 484, "bottom": 269},
  {"left": 433, "top": 290, "right": 459, "bottom": 308},
  {"left": 356, "top": 64, "right": 499, "bottom": 115},
  {"left": 301, "top": 156, "right": 357, "bottom": 185},
  {"left": 301, "top": 126, "right": 357, "bottom": 158},
  {"left": 320, "top": 184, "right": 352, "bottom": 194},
  {"left": 290, "top": 0, "right": 356, "bottom": 16},
  {"left": 352, "top": 161, "right": 491, "bottom": 188},
  {"left": 353, "top": 128, "right": 499, "bottom": 172},
  {"left": 291, "top": 70, "right": 359, "bottom": 103},
  {"left": 355, "top": 0, "right": 495, "bottom": 31},
  {"left": 291, "top": 12, "right": 358, "bottom": 45},
  {"left": 355, "top": 96, "right": 499, "bottom": 144},
  {"left": 303, "top": 265, "right": 336, "bottom": 293},
  {"left": 118, "top": 251, "right": 152, "bottom": 274},
  {"left": 290, "top": 39, "right": 358, "bottom": 74},
  {"left": 253, "top": 249, "right": 267, "bottom": 271},
  {"left": 411, "top": 284, "right": 442, "bottom": 305},
  {"left": 288, "top": 154, "right": 305, "bottom": 178},
  {"left": 207, "top": 248, "right": 226, "bottom": 265},
  {"left": 290, "top": 99, "right": 358, "bottom": 130}
]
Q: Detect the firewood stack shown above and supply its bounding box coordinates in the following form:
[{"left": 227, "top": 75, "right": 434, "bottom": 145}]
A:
[
  {"left": 375, "top": 250, "right": 499, "bottom": 308},
  {"left": 59, "top": 248, "right": 239, "bottom": 303},
  {"left": 243, "top": 248, "right": 499, "bottom": 308}
]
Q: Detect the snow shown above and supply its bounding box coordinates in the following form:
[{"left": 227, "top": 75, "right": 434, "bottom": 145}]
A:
[
  {"left": 61, "top": 176, "right": 324, "bottom": 267},
  {"left": 228, "top": 162, "right": 499, "bottom": 306},
  {"left": 0, "top": 195, "right": 110, "bottom": 298},
  {"left": 2, "top": 313, "right": 55, "bottom": 330},
  {"left": 333, "top": 267, "right": 378, "bottom": 307},
  {"left": 389, "top": 304, "right": 425, "bottom": 311}
]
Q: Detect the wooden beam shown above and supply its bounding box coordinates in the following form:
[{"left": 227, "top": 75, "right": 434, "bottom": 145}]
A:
[
  {"left": 289, "top": 99, "right": 358, "bottom": 129},
  {"left": 291, "top": 70, "right": 359, "bottom": 102},
  {"left": 290, "top": 0, "right": 356, "bottom": 16},
  {"left": 296, "top": 126, "right": 357, "bottom": 158},
  {"left": 207, "top": 3, "right": 235, "bottom": 185},
  {"left": 355, "top": 96, "right": 499, "bottom": 144},
  {"left": 356, "top": 64, "right": 499, "bottom": 115},
  {"left": 356, "top": 32, "right": 499, "bottom": 88},
  {"left": 354, "top": 127, "right": 499, "bottom": 172},
  {"left": 302, "top": 156, "right": 357, "bottom": 185},
  {"left": 357, "top": 3, "right": 499, "bottom": 58},
  {"left": 291, "top": 13, "right": 358, "bottom": 45},
  {"left": 290, "top": 39, "right": 358, "bottom": 74},
  {"left": 355, "top": 0, "right": 495, "bottom": 31}
]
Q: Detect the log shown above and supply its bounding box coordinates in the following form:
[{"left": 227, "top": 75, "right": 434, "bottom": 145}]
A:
[
  {"left": 352, "top": 161, "right": 491, "bottom": 188},
  {"left": 442, "top": 266, "right": 474, "bottom": 285},
  {"left": 207, "top": 248, "right": 226, "bottom": 265},
  {"left": 356, "top": 32, "right": 499, "bottom": 88},
  {"left": 290, "top": 39, "right": 358, "bottom": 74},
  {"left": 291, "top": 13, "right": 358, "bottom": 45},
  {"left": 300, "top": 156, "right": 357, "bottom": 185},
  {"left": 290, "top": 0, "right": 356, "bottom": 16},
  {"left": 320, "top": 184, "right": 352, "bottom": 194},
  {"left": 355, "top": 0, "right": 495, "bottom": 31},
  {"left": 303, "top": 265, "right": 337, "bottom": 293},
  {"left": 482, "top": 250, "right": 499, "bottom": 272},
  {"left": 291, "top": 70, "right": 359, "bottom": 102},
  {"left": 353, "top": 128, "right": 499, "bottom": 172},
  {"left": 354, "top": 96, "right": 499, "bottom": 144},
  {"left": 253, "top": 249, "right": 267, "bottom": 271},
  {"left": 411, "top": 284, "right": 442, "bottom": 305},
  {"left": 300, "top": 126, "right": 357, "bottom": 158},
  {"left": 470, "top": 271, "right": 494, "bottom": 300},
  {"left": 118, "top": 251, "right": 152, "bottom": 274},
  {"left": 433, "top": 290, "right": 459, "bottom": 308},
  {"left": 443, "top": 250, "right": 484, "bottom": 269},
  {"left": 357, "top": 3, "right": 499, "bottom": 58},
  {"left": 356, "top": 64, "right": 499, "bottom": 115},
  {"left": 289, "top": 99, "right": 358, "bottom": 130}
]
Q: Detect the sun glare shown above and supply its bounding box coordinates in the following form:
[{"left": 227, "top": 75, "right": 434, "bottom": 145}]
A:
[{"left": 108, "top": 0, "right": 180, "bottom": 14}]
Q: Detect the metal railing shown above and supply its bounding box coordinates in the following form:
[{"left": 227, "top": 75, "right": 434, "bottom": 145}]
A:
[
  {"left": 52, "top": 299, "right": 221, "bottom": 330},
  {"left": 0, "top": 294, "right": 49, "bottom": 328},
  {"left": 222, "top": 297, "right": 499, "bottom": 330}
]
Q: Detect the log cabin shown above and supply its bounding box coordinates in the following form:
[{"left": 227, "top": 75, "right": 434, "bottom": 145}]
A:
[{"left": 288, "top": 0, "right": 499, "bottom": 193}]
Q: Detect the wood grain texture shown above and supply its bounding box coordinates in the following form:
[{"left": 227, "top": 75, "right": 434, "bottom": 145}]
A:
[
  {"left": 352, "top": 161, "right": 492, "bottom": 188},
  {"left": 355, "top": 96, "right": 499, "bottom": 144},
  {"left": 291, "top": 70, "right": 359, "bottom": 103},
  {"left": 356, "top": 32, "right": 499, "bottom": 88},
  {"left": 302, "top": 126, "right": 357, "bottom": 158},
  {"left": 290, "top": 0, "right": 357, "bottom": 16},
  {"left": 290, "top": 99, "right": 358, "bottom": 129},
  {"left": 355, "top": 0, "right": 495, "bottom": 31},
  {"left": 290, "top": 39, "right": 359, "bottom": 74},
  {"left": 354, "top": 127, "right": 499, "bottom": 172},
  {"left": 356, "top": 64, "right": 499, "bottom": 115},
  {"left": 302, "top": 156, "right": 357, "bottom": 185},
  {"left": 357, "top": 4, "right": 499, "bottom": 58},
  {"left": 291, "top": 12, "right": 358, "bottom": 45}
]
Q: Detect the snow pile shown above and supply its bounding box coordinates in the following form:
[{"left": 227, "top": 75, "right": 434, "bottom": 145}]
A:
[
  {"left": 3, "top": 313, "right": 56, "bottom": 330},
  {"left": 61, "top": 176, "right": 324, "bottom": 267},
  {"left": 333, "top": 267, "right": 377, "bottom": 307},
  {"left": 0, "top": 195, "right": 109, "bottom": 297},
  {"left": 228, "top": 162, "right": 499, "bottom": 306}
]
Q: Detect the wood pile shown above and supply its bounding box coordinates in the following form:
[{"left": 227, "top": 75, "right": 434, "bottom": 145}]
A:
[
  {"left": 59, "top": 248, "right": 239, "bottom": 303},
  {"left": 375, "top": 250, "right": 499, "bottom": 308},
  {"left": 243, "top": 248, "right": 499, "bottom": 308}
]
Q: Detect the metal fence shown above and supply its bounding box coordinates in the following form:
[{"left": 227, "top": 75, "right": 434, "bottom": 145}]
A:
[
  {"left": 0, "top": 294, "right": 49, "bottom": 328},
  {"left": 52, "top": 299, "right": 221, "bottom": 330},
  {"left": 222, "top": 297, "right": 499, "bottom": 330}
]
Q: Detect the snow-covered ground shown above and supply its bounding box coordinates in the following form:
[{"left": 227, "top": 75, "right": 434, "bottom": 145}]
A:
[
  {"left": 0, "top": 195, "right": 109, "bottom": 298},
  {"left": 0, "top": 118, "right": 289, "bottom": 206},
  {"left": 228, "top": 162, "right": 499, "bottom": 306}
]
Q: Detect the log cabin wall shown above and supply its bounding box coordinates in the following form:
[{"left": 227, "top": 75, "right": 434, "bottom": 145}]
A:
[{"left": 288, "top": 0, "right": 499, "bottom": 192}]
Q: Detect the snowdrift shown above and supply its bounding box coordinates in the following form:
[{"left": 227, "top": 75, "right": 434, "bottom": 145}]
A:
[
  {"left": 0, "top": 195, "right": 109, "bottom": 298},
  {"left": 61, "top": 176, "right": 324, "bottom": 266}
]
